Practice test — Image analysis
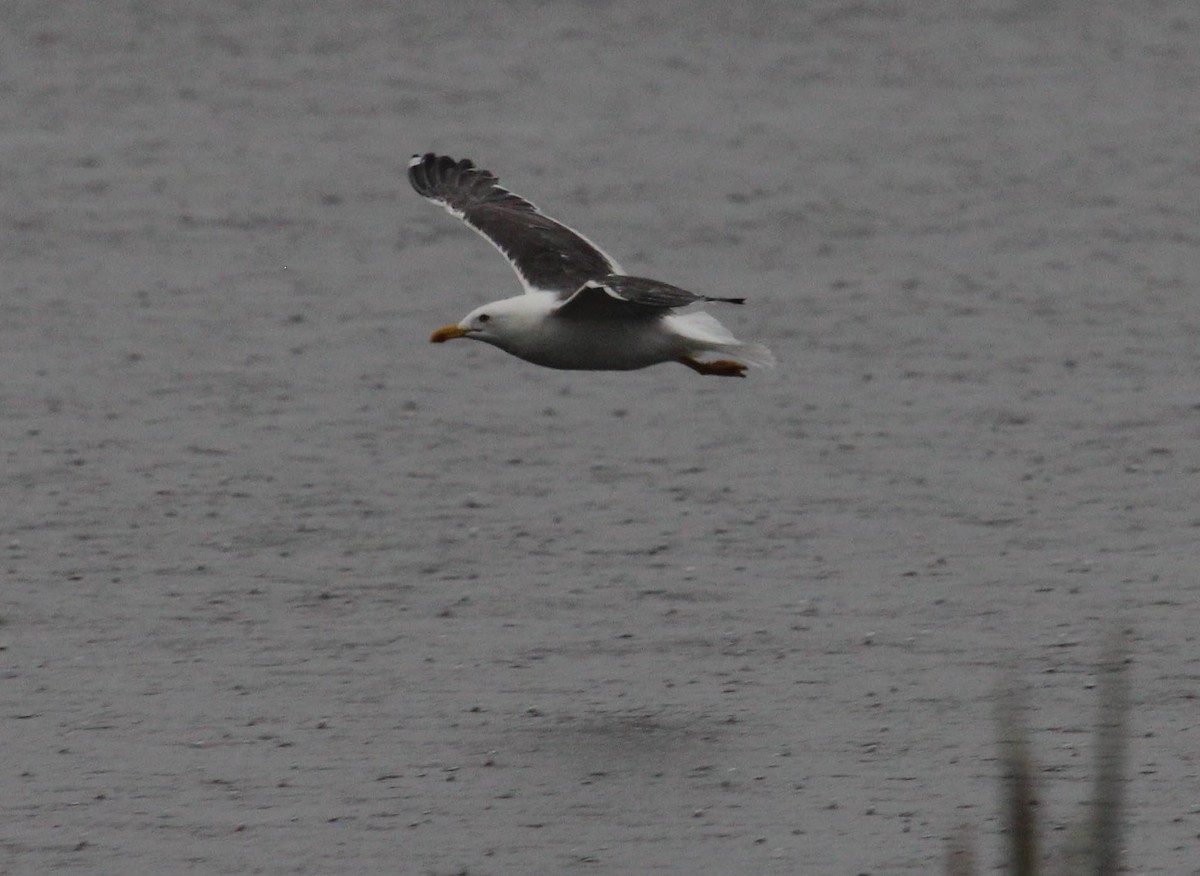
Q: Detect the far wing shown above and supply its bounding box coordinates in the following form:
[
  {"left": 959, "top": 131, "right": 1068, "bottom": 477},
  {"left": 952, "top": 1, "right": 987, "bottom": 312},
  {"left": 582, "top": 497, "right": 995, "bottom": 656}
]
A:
[{"left": 408, "top": 153, "right": 622, "bottom": 295}]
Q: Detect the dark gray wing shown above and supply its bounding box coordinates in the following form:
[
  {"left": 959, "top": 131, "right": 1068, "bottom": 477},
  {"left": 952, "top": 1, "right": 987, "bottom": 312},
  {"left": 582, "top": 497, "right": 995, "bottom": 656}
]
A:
[
  {"left": 555, "top": 275, "right": 745, "bottom": 319},
  {"left": 407, "top": 153, "right": 621, "bottom": 295}
]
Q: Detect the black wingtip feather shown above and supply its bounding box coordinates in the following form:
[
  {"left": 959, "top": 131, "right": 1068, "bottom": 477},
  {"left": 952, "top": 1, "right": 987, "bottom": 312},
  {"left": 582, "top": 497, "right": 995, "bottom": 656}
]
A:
[
  {"left": 408, "top": 153, "right": 529, "bottom": 213},
  {"left": 408, "top": 153, "right": 486, "bottom": 199}
]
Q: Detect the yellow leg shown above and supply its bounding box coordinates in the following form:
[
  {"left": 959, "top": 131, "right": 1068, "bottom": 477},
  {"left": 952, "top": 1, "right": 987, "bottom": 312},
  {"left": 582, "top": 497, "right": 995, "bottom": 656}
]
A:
[{"left": 679, "top": 357, "right": 748, "bottom": 377}]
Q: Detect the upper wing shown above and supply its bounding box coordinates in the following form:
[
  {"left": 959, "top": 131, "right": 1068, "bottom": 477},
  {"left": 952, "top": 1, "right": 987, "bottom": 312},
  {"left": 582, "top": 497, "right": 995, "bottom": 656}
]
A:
[
  {"left": 555, "top": 275, "right": 745, "bottom": 319},
  {"left": 407, "top": 153, "right": 622, "bottom": 295}
]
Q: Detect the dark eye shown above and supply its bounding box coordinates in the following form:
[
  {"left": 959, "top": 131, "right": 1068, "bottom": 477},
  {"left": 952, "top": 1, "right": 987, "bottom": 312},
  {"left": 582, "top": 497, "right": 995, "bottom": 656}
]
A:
[{"left": 478, "top": 313, "right": 490, "bottom": 323}]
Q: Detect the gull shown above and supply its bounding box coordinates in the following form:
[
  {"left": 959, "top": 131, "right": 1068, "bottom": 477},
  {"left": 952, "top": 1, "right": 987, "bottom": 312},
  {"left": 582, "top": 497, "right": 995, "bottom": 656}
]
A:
[{"left": 409, "top": 153, "right": 774, "bottom": 377}]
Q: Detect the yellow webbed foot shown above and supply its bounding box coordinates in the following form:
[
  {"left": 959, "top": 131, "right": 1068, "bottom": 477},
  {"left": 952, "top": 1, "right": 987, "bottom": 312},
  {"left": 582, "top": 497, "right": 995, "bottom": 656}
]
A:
[{"left": 679, "top": 357, "right": 748, "bottom": 378}]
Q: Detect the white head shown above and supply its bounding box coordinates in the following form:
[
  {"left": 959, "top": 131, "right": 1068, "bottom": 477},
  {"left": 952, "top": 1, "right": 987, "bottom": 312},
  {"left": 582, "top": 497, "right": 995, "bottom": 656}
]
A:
[{"left": 429, "top": 295, "right": 547, "bottom": 354}]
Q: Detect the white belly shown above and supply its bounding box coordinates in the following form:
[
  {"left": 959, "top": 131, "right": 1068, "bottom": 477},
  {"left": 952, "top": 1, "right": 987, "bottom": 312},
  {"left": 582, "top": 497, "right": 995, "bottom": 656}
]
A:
[{"left": 498, "top": 315, "right": 680, "bottom": 371}]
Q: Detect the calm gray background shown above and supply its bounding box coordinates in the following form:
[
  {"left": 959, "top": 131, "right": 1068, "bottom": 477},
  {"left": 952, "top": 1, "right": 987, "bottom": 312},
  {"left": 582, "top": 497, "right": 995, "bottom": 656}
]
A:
[{"left": 2, "top": 1, "right": 1198, "bottom": 873}]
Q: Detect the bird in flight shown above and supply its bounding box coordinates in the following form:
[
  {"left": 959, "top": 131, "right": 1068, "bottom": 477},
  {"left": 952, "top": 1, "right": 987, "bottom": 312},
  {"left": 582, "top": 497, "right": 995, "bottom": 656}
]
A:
[{"left": 408, "top": 153, "right": 774, "bottom": 377}]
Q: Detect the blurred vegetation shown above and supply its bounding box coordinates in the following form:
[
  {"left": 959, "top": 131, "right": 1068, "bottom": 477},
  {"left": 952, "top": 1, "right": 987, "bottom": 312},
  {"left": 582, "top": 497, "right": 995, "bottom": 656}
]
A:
[{"left": 948, "top": 630, "right": 1131, "bottom": 876}]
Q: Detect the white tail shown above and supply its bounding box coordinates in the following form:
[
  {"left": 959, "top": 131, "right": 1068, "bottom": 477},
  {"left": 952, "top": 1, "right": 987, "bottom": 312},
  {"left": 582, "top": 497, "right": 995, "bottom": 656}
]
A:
[
  {"left": 669, "top": 311, "right": 776, "bottom": 368},
  {"left": 714, "top": 340, "right": 776, "bottom": 368}
]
